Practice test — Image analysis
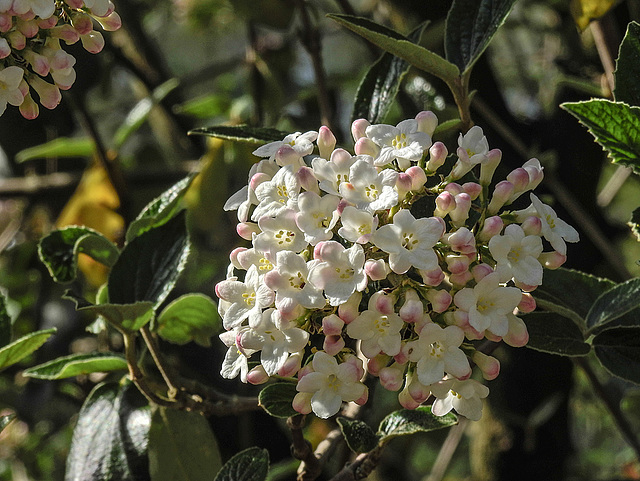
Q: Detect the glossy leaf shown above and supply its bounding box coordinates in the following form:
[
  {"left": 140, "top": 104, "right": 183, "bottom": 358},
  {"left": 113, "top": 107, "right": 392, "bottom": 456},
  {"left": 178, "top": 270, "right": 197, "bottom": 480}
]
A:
[
  {"left": 126, "top": 175, "right": 196, "bottom": 243},
  {"left": 0, "top": 413, "right": 15, "bottom": 434},
  {"left": 352, "top": 21, "right": 428, "bottom": 124},
  {"left": 336, "top": 418, "right": 379, "bottom": 453},
  {"left": 586, "top": 277, "right": 640, "bottom": 334},
  {"left": 109, "top": 211, "right": 190, "bottom": 308},
  {"left": 570, "top": 0, "right": 617, "bottom": 32},
  {"left": 23, "top": 352, "right": 128, "bottom": 380},
  {"left": 214, "top": 447, "right": 269, "bottom": 481},
  {"left": 445, "top": 0, "right": 518, "bottom": 73},
  {"left": 0, "top": 329, "right": 56, "bottom": 372},
  {"left": 156, "top": 294, "right": 221, "bottom": 347},
  {"left": 378, "top": 406, "right": 457, "bottom": 442},
  {"left": 65, "top": 382, "right": 151, "bottom": 481},
  {"left": 522, "top": 312, "right": 591, "bottom": 357},
  {"left": 15, "top": 137, "right": 94, "bottom": 163},
  {"left": 258, "top": 383, "right": 297, "bottom": 418},
  {"left": 328, "top": 14, "right": 459, "bottom": 84},
  {"left": 188, "top": 125, "right": 288, "bottom": 143},
  {"left": 562, "top": 100, "right": 640, "bottom": 175},
  {"left": 148, "top": 407, "right": 222, "bottom": 481},
  {"left": 614, "top": 22, "right": 640, "bottom": 106},
  {"left": 38, "top": 226, "right": 120, "bottom": 284},
  {"left": 0, "top": 292, "right": 10, "bottom": 348},
  {"left": 593, "top": 327, "right": 640, "bottom": 384}
]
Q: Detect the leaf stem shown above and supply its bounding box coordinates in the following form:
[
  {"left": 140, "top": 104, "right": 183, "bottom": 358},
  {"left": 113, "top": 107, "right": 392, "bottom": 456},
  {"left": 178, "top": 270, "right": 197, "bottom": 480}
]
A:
[
  {"left": 140, "top": 326, "right": 180, "bottom": 399},
  {"left": 448, "top": 72, "right": 473, "bottom": 133},
  {"left": 288, "top": 414, "right": 322, "bottom": 481}
]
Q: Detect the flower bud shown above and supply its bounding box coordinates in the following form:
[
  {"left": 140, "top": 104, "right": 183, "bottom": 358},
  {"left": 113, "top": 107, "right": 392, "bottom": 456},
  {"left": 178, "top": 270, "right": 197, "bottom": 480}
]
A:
[
  {"left": 364, "top": 258, "right": 389, "bottom": 281},
  {"left": 372, "top": 290, "right": 394, "bottom": 315},
  {"left": 236, "top": 221, "right": 260, "bottom": 240},
  {"left": 71, "top": 13, "right": 93, "bottom": 35},
  {"left": 406, "top": 165, "right": 427, "bottom": 190},
  {"left": 292, "top": 392, "right": 313, "bottom": 415},
  {"left": 247, "top": 365, "right": 269, "bottom": 385},
  {"left": 426, "top": 141, "right": 447, "bottom": 171},
  {"left": 415, "top": 110, "right": 438, "bottom": 136},
  {"left": 450, "top": 193, "right": 471, "bottom": 226},
  {"left": 445, "top": 254, "right": 471, "bottom": 275},
  {"left": 521, "top": 215, "right": 542, "bottom": 236},
  {"left": 471, "top": 263, "right": 494, "bottom": 282},
  {"left": 462, "top": 182, "right": 482, "bottom": 200},
  {"left": 472, "top": 351, "right": 500, "bottom": 380},
  {"left": 0, "top": 38, "right": 10, "bottom": 58},
  {"left": 354, "top": 137, "right": 379, "bottom": 157},
  {"left": 351, "top": 118, "right": 370, "bottom": 141},
  {"left": 16, "top": 17, "right": 38, "bottom": 38},
  {"left": 487, "top": 180, "right": 515, "bottom": 215},
  {"left": 434, "top": 191, "right": 456, "bottom": 217},
  {"left": 444, "top": 227, "right": 476, "bottom": 254},
  {"left": 504, "top": 313, "right": 529, "bottom": 347},
  {"left": 517, "top": 292, "right": 537, "bottom": 313},
  {"left": 50, "top": 24, "right": 80, "bottom": 44},
  {"left": 445, "top": 182, "right": 463, "bottom": 195},
  {"left": 322, "top": 314, "right": 344, "bottom": 336},
  {"left": 538, "top": 251, "right": 567, "bottom": 269},
  {"left": 523, "top": 158, "right": 544, "bottom": 191},
  {"left": 398, "top": 385, "right": 422, "bottom": 409},
  {"left": 275, "top": 144, "right": 300, "bottom": 166},
  {"left": 28, "top": 76, "right": 61, "bottom": 109},
  {"left": 450, "top": 270, "right": 473, "bottom": 286},
  {"left": 38, "top": 16, "right": 59, "bottom": 29},
  {"left": 296, "top": 166, "right": 319, "bottom": 194},
  {"left": 367, "top": 353, "right": 390, "bottom": 376},
  {"left": 379, "top": 363, "right": 405, "bottom": 391},
  {"left": 480, "top": 148, "right": 502, "bottom": 185},
  {"left": 420, "top": 267, "right": 445, "bottom": 286},
  {"left": 19, "top": 92, "right": 39, "bottom": 119},
  {"left": 399, "top": 289, "right": 423, "bottom": 323},
  {"left": 23, "top": 50, "right": 50, "bottom": 76},
  {"left": 506, "top": 167, "right": 530, "bottom": 201},
  {"left": 317, "top": 125, "right": 336, "bottom": 159},
  {"left": 0, "top": 13, "right": 12, "bottom": 33},
  {"left": 7, "top": 30, "right": 26, "bottom": 49},
  {"left": 278, "top": 352, "right": 303, "bottom": 377},
  {"left": 338, "top": 292, "right": 362, "bottom": 324},
  {"left": 323, "top": 335, "right": 345, "bottom": 356},
  {"left": 426, "top": 289, "right": 452, "bottom": 313},
  {"left": 396, "top": 172, "right": 413, "bottom": 200},
  {"left": 93, "top": 11, "right": 122, "bottom": 32},
  {"left": 80, "top": 30, "right": 105, "bottom": 54},
  {"left": 66, "top": 0, "right": 84, "bottom": 8},
  {"left": 478, "top": 216, "right": 504, "bottom": 241}
]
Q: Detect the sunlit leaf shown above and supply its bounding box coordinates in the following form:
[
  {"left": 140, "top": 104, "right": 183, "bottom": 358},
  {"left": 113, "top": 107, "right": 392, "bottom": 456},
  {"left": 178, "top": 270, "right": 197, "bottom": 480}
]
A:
[
  {"left": 0, "top": 329, "right": 56, "bottom": 372},
  {"left": 570, "top": 0, "right": 617, "bottom": 32},
  {"left": 523, "top": 312, "right": 591, "bottom": 357},
  {"left": 23, "top": 352, "right": 128, "bottom": 380},
  {"left": 174, "top": 94, "right": 231, "bottom": 119},
  {"left": 258, "top": 383, "right": 297, "bottom": 418},
  {"left": 156, "top": 293, "right": 221, "bottom": 346},
  {"left": 378, "top": 406, "right": 457, "bottom": 442},
  {"left": 336, "top": 418, "right": 378, "bottom": 453},
  {"left": 15, "top": 137, "right": 94, "bottom": 163},
  {"left": 586, "top": 277, "right": 640, "bottom": 334},
  {"left": 214, "top": 447, "right": 269, "bottom": 481},
  {"left": 188, "top": 125, "right": 288, "bottom": 144},
  {"left": 593, "top": 327, "right": 640, "bottom": 384},
  {"left": 614, "top": 21, "right": 640, "bottom": 106}
]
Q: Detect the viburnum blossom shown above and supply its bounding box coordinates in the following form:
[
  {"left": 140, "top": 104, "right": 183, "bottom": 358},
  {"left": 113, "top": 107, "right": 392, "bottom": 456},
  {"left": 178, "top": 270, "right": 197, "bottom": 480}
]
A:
[{"left": 215, "top": 111, "right": 578, "bottom": 421}]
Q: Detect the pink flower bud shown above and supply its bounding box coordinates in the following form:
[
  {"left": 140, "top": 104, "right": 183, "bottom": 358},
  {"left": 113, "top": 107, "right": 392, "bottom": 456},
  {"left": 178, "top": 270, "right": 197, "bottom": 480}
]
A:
[
  {"left": 420, "top": 267, "right": 445, "bottom": 286},
  {"left": 398, "top": 385, "right": 422, "bottom": 409},
  {"left": 523, "top": 158, "right": 544, "bottom": 190},
  {"left": 278, "top": 352, "right": 303, "bottom": 377},
  {"left": 521, "top": 216, "right": 542, "bottom": 236},
  {"left": 50, "top": 24, "right": 80, "bottom": 44},
  {"left": 471, "top": 263, "right": 494, "bottom": 282},
  {"left": 247, "top": 365, "right": 269, "bottom": 385},
  {"left": 450, "top": 270, "right": 473, "bottom": 286},
  {"left": 16, "top": 17, "right": 38, "bottom": 37},
  {"left": 415, "top": 110, "right": 438, "bottom": 136},
  {"left": 228, "top": 247, "right": 246, "bottom": 269},
  {"left": 434, "top": 191, "right": 456, "bottom": 217},
  {"left": 514, "top": 280, "right": 537, "bottom": 293},
  {"left": 507, "top": 167, "right": 530, "bottom": 192},
  {"left": 66, "top": 0, "right": 84, "bottom": 8},
  {"left": 28, "top": 76, "right": 61, "bottom": 109},
  {"left": 323, "top": 335, "right": 345, "bottom": 356},
  {"left": 485, "top": 331, "right": 502, "bottom": 343},
  {"left": 379, "top": 363, "right": 405, "bottom": 391},
  {"left": 351, "top": 118, "right": 370, "bottom": 141},
  {"left": 7, "top": 30, "right": 26, "bottom": 49},
  {"left": 317, "top": 125, "right": 336, "bottom": 159},
  {"left": 338, "top": 292, "right": 362, "bottom": 324},
  {"left": 426, "top": 289, "right": 452, "bottom": 313},
  {"left": 472, "top": 351, "right": 500, "bottom": 380},
  {"left": 444, "top": 227, "right": 476, "bottom": 254},
  {"left": 480, "top": 148, "right": 502, "bottom": 185},
  {"left": 445, "top": 254, "right": 471, "bottom": 275},
  {"left": 322, "top": 314, "right": 344, "bottom": 336},
  {"left": 364, "top": 258, "right": 389, "bottom": 281},
  {"left": 236, "top": 221, "right": 260, "bottom": 240},
  {"left": 355, "top": 388, "right": 369, "bottom": 406},
  {"left": 344, "top": 353, "right": 365, "bottom": 379},
  {"left": 504, "top": 314, "right": 529, "bottom": 347},
  {"left": 518, "top": 292, "right": 536, "bottom": 313},
  {"left": 24, "top": 50, "right": 50, "bottom": 76},
  {"left": 0, "top": 38, "right": 10, "bottom": 58},
  {"left": 462, "top": 182, "right": 482, "bottom": 200},
  {"left": 426, "top": 141, "right": 447, "bottom": 171},
  {"left": 450, "top": 193, "right": 471, "bottom": 225},
  {"left": 296, "top": 166, "right": 319, "bottom": 194},
  {"left": 487, "top": 180, "right": 515, "bottom": 214},
  {"left": 367, "top": 354, "right": 390, "bottom": 376},
  {"left": 393, "top": 345, "right": 410, "bottom": 365},
  {"left": 0, "top": 14, "right": 13, "bottom": 33},
  {"left": 396, "top": 172, "right": 412, "bottom": 200},
  {"left": 71, "top": 13, "right": 93, "bottom": 35},
  {"left": 372, "top": 291, "right": 395, "bottom": 315},
  {"left": 538, "top": 251, "right": 567, "bottom": 269},
  {"left": 275, "top": 144, "right": 299, "bottom": 166},
  {"left": 354, "top": 137, "right": 379, "bottom": 157},
  {"left": 38, "top": 16, "right": 59, "bottom": 29},
  {"left": 406, "top": 166, "right": 427, "bottom": 190},
  {"left": 477, "top": 216, "right": 504, "bottom": 242},
  {"left": 19, "top": 92, "right": 39, "bottom": 119},
  {"left": 292, "top": 392, "right": 313, "bottom": 415},
  {"left": 445, "top": 182, "right": 463, "bottom": 195},
  {"left": 80, "top": 30, "right": 104, "bottom": 54},
  {"left": 330, "top": 147, "right": 351, "bottom": 165},
  {"left": 399, "top": 289, "right": 423, "bottom": 323},
  {"left": 407, "top": 376, "right": 431, "bottom": 403},
  {"left": 93, "top": 11, "right": 122, "bottom": 31}
]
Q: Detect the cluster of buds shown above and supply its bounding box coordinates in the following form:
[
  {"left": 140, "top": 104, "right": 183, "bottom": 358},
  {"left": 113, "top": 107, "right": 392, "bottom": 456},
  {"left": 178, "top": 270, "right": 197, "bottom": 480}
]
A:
[
  {"left": 215, "top": 112, "right": 579, "bottom": 421},
  {"left": 0, "top": 0, "right": 121, "bottom": 119}
]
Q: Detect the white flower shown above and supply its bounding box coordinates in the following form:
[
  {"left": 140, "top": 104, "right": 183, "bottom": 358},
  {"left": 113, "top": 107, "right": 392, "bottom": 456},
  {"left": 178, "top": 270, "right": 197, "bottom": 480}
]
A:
[
  {"left": 215, "top": 265, "right": 275, "bottom": 329},
  {"left": 405, "top": 323, "right": 470, "bottom": 385},
  {"left": 453, "top": 273, "right": 522, "bottom": 336},
  {"left": 340, "top": 159, "right": 399, "bottom": 213},
  {"left": 295, "top": 351, "right": 366, "bottom": 418},
  {"left": 365, "top": 118, "right": 432, "bottom": 168},
  {"left": 295, "top": 191, "right": 340, "bottom": 245},
  {"left": 311, "top": 151, "right": 363, "bottom": 196},
  {"left": 11, "top": 0, "right": 55, "bottom": 18},
  {"left": 239, "top": 308, "right": 309, "bottom": 376},
  {"left": 253, "top": 209, "right": 308, "bottom": 261},
  {"left": 253, "top": 131, "right": 317, "bottom": 162},
  {"left": 430, "top": 378, "right": 490, "bottom": 421},
  {"left": 338, "top": 206, "right": 378, "bottom": 244},
  {"left": 0, "top": 66, "right": 25, "bottom": 116},
  {"left": 346, "top": 292, "right": 404, "bottom": 357},
  {"left": 489, "top": 224, "right": 543, "bottom": 286},
  {"left": 252, "top": 165, "right": 300, "bottom": 221},
  {"left": 457, "top": 125, "right": 489, "bottom": 164},
  {"left": 82, "top": 0, "right": 111, "bottom": 16},
  {"left": 224, "top": 159, "right": 279, "bottom": 222},
  {"left": 308, "top": 241, "right": 367, "bottom": 306},
  {"left": 371, "top": 210, "right": 444, "bottom": 274},
  {"left": 263, "top": 251, "right": 326, "bottom": 316},
  {"left": 219, "top": 327, "right": 254, "bottom": 382},
  {"left": 235, "top": 248, "right": 276, "bottom": 276},
  {"left": 514, "top": 193, "right": 579, "bottom": 255}
]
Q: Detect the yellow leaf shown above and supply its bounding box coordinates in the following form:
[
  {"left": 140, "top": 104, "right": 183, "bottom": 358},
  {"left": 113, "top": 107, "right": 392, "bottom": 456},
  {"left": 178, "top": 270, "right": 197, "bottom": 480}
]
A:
[{"left": 570, "top": 0, "right": 618, "bottom": 32}]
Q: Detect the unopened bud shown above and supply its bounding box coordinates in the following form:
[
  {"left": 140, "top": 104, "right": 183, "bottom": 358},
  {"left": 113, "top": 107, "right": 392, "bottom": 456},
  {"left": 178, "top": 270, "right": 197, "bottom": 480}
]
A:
[
  {"left": 278, "top": 352, "right": 303, "bottom": 377},
  {"left": 426, "top": 289, "right": 452, "bottom": 313},
  {"left": 406, "top": 166, "right": 427, "bottom": 190},
  {"left": 472, "top": 351, "right": 500, "bottom": 380},
  {"left": 471, "top": 263, "right": 494, "bottom": 282},
  {"left": 487, "top": 180, "right": 515, "bottom": 214},
  {"left": 364, "top": 258, "right": 389, "bottom": 281},
  {"left": 236, "top": 221, "right": 260, "bottom": 240},
  {"left": 354, "top": 137, "right": 379, "bottom": 157},
  {"left": 379, "top": 363, "right": 405, "bottom": 391},
  {"left": 521, "top": 216, "right": 542, "bottom": 236},
  {"left": 517, "top": 292, "right": 537, "bottom": 313},
  {"left": 434, "top": 191, "right": 456, "bottom": 217},
  {"left": 19, "top": 92, "right": 38, "bottom": 119},
  {"left": 415, "top": 110, "right": 438, "bottom": 136},
  {"left": 420, "top": 267, "right": 445, "bottom": 286},
  {"left": 338, "top": 292, "right": 362, "bottom": 323},
  {"left": 71, "top": 13, "right": 93, "bottom": 35},
  {"left": 504, "top": 313, "right": 529, "bottom": 347},
  {"left": 480, "top": 148, "right": 502, "bottom": 185},
  {"left": 323, "top": 335, "right": 345, "bottom": 356},
  {"left": 0, "top": 38, "right": 10, "bottom": 58},
  {"left": 478, "top": 216, "right": 504, "bottom": 241},
  {"left": 399, "top": 289, "right": 423, "bottom": 323},
  {"left": 28, "top": 76, "right": 61, "bottom": 109},
  {"left": 352, "top": 118, "right": 370, "bottom": 141},
  {"left": 538, "top": 251, "right": 567, "bottom": 269},
  {"left": 247, "top": 365, "right": 269, "bottom": 385},
  {"left": 426, "top": 141, "right": 448, "bottom": 171},
  {"left": 80, "top": 30, "right": 105, "bottom": 54},
  {"left": 450, "top": 193, "right": 471, "bottom": 226}
]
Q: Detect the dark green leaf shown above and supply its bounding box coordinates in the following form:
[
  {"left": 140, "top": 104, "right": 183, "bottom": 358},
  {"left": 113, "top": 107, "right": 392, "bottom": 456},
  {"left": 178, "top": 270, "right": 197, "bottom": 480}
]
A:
[
  {"left": 523, "top": 312, "right": 590, "bottom": 357},
  {"left": 0, "top": 413, "right": 15, "bottom": 434},
  {"left": 148, "top": 407, "right": 222, "bottom": 481},
  {"left": 629, "top": 206, "right": 640, "bottom": 241},
  {"left": 188, "top": 125, "right": 289, "bottom": 143},
  {"left": 23, "top": 352, "right": 128, "bottom": 380},
  {"left": 433, "top": 118, "right": 463, "bottom": 136},
  {"left": 64, "top": 291, "right": 155, "bottom": 334},
  {"left": 109, "top": 211, "right": 190, "bottom": 308},
  {"left": 352, "top": 21, "right": 428, "bottom": 124},
  {"left": 126, "top": 175, "right": 195, "bottom": 243},
  {"left": 586, "top": 277, "right": 640, "bottom": 334},
  {"left": 15, "top": 137, "right": 94, "bottom": 163},
  {"left": 66, "top": 381, "right": 151, "bottom": 481},
  {"left": 156, "top": 294, "right": 221, "bottom": 347},
  {"left": 0, "top": 292, "right": 10, "bottom": 348},
  {"left": 445, "top": 0, "right": 518, "bottom": 73},
  {"left": 614, "top": 21, "right": 640, "bottom": 106},
  {"left": 258, "top": 383, "right": 297, "bottom": 418},
  {"left": 562, "top": 100, "right": 640, "bottom": 175},
  {"left": 593, "top": 327, "right": 640, "bottom": 385},
  {"left": 336, "top": 418, "right": 379, "bottom": 453},
  {"left": 328, "top": 14, "right": 459, "bottom": 84},
  {"left": 214, "top": 447, "right": 269, "bottom": 481},
  {"left": 38, "top": 226, "right": 120, "bottom": 284},
  {"left": 378, "top": 406, "right": 457, "bottom": 442},
  {"left": 0, "top": 329, "right": 56, "bottom": 372}
]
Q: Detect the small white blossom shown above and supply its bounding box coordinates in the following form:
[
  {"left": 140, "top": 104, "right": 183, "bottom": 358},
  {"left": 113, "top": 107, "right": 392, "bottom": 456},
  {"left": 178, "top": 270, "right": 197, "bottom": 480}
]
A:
[
  {"left": 253, "top": 131, "right": 317, "bottom": 162},
  {"left": 0, "top": 66, "right": 25, "bottom": 116},
  {"left": 365, "top": 118, "right": 432, "bottom": 168},
  {"left": 430, "top": 378, "right": 490, "bottom": 421},
  {"left": 311, "top": 151, "right": 364, "bottom": 196},
  {"left": 11, "top": 0, "right": 55, "bottom": 18},
  {"left": 340, "top": 159, "right": 398, "bottom": 213},
  {"left": 253, "top": 210, "right": 308, "bottom": 261},
  {"left": 338, "top": 206, "right": 378, "bottom": 244},
  {"left": 295, "top": 191, "right": 340, "bottom": 245},
  {"left": 489, "top": 224, "right": 543, "bottom": 286},
  {"left": 346, "top": 292, "right": 404, "bottom": 357},
  {"left": 219, "top": 327, "right": 254, "bottom": 382},
  {"left": 252, "top": 165, "right": 300, "bottom": 221}
]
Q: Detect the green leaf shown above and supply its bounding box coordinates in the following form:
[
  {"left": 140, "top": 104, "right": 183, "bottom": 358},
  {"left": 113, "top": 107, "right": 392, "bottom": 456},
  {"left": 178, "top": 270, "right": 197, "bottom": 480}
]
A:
[
  {"left": 593, "top": 327, "right": 640, "bottom": 385},
  {"left": 0, "top": 413, "right": 15, "bottom": 434},
  {"left": 109, "top": 211, "right": 190, "bottom": 308},
  {"left": 522, "top": 312, "right": 591, "bottom": 357},
  {"left": 327, "top": 14, "right": 460, "bottom": 84},
  {"left": 38, "top": 226, "right": 120, "bottom": 284},
  {"left": 156, "top": 294, "right": 221, "bottom": 347},
  {"left": 173, "top": 94, "right": 231, "bottom": 119},
  {"left": 126, "top": 175, "right": 195, "bottom": 243},
  {"left": 188, "top": 125, "right": 289, "bottom": 144},
  {"left": 64, "top": 291, "right": 155, "bottom": 334},
  {"left": 258, "top": 383, "right": 297, "bottom": 418},
  {"left": 378, "top": 406, "right": 457, "bottom": 442},
  {"left": 0, "top": 329, "right": 56, "bottom": 372},
  {"left": 66, "top": 381, "right": 151, "bottom": 481},
  {"left": 630, "top": 206, "right": 640, "bottom": 241},
  {"left": 433, "top": 118, "right": 463, "bottom": 136},
  {"left": 562, "top": 100, "right": 640, "bottom": 175},
  {"left": 23, "top": 352, "right": 127, "bottom": 380},
  {"left": 214, "top": 447, "right": 269, "bottom": 481},
  {"left": 15, "top": 137, "right": 94, "bottom": 163},
  {"left": 336, "top": 418, "right": 379, "bottom": 453},
  {"left": 352, "top": 21, "right": 428, "bottom": 124},
  {"left": 114, "top": 78, "right": 180, "bottom": 148},
  {"left": 0, "top": 292, "right": 10, "bottom": 348},
  {"left": 445, "top": 0, "right": 518, "bottom": 73},
  {"left": 614, "top": 22, "right": 640, "bottom": 106},
  {"left": 149, "top": 407, "right": 223, "bottom": 481},
  {"left": 586, "top": 277, "right": 640, "bottom": 334}
]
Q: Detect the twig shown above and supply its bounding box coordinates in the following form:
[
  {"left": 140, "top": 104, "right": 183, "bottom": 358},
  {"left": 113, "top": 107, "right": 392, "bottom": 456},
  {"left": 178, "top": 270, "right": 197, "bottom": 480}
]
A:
[
  {"left": 574, "top": 356, "right": 640, "bottom": 461},
  {"left": 328, "top": 445, "right": 385, "bottom": 481},
  {"left": 288, "top": 415, "right": 323, "bottom": 481},
  {"left": 423, "top": 418, "right": 469, "bottom": 481},
  {"left": 140, "top": 326, "right": 180, "bottom": 399}
]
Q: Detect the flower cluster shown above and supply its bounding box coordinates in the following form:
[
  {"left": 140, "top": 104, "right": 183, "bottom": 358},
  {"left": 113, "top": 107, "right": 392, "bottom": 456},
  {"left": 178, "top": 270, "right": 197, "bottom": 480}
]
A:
[
  {"left": 0, "top": 0, "right": 120, "bottom": 118},
  {"left": 216, "top": 112, "right": 579, "bottom": 421}
]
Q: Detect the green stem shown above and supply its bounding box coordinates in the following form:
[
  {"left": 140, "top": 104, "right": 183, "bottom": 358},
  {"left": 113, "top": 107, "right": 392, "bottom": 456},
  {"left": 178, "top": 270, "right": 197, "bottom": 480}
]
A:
[
  {"left": 140, "top": 326, "right": 179, "bottom": 399},
  {"left": 123, "top": 333, "right": 174, "bottom": 407},
  {"left": 448, "top": 72, "right": 473, "bottom": 133}
]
